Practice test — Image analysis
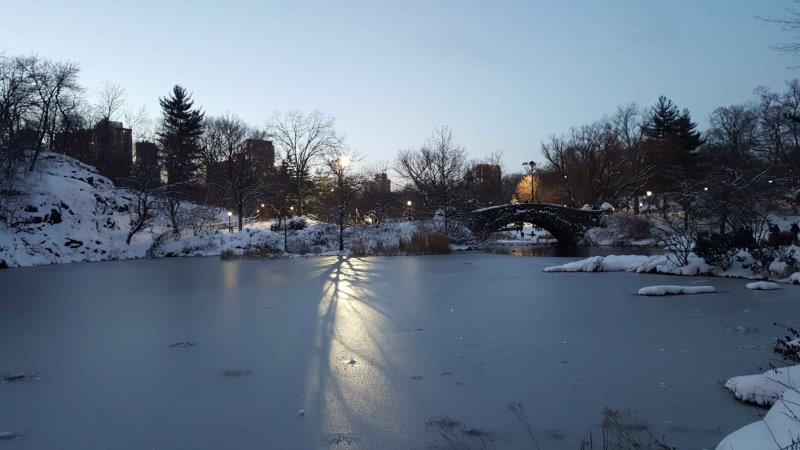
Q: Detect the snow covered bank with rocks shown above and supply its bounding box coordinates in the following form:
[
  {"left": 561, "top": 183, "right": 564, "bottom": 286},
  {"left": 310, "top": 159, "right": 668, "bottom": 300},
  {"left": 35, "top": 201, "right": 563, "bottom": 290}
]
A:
[
  {"left": 544, "top": 253, "right": 712, "bottom": 276},
  {"left": 717, "top": 363, "right": 800, "bottom": 449},
  {"left": 0, "top": 152, "right": 152, "bottom": 267},
  {"left": 544, "top": 253, "right": 800, "bottom": 285},
  {"left": 0, "top": 152, "right": 434, "bottom": 268}
]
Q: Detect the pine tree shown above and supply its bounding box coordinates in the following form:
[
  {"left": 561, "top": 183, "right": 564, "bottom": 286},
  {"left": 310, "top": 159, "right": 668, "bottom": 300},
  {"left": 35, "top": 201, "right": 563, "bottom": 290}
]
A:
[
  {"left": 157, "top": 85, "right": 204, "bottom": 185},
  {"left": 643, "top": 96, "right": 703, "bottom": 193}
]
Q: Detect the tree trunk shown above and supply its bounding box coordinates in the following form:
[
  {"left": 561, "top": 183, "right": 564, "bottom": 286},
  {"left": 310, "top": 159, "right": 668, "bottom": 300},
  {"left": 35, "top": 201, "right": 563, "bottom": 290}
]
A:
[{"left": 237, "top": 202, "right": 244, "bottom": 231}]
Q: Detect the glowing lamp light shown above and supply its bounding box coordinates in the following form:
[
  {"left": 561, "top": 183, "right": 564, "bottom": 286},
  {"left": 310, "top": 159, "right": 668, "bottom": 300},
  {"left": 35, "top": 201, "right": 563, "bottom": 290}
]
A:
[
  {"left": 703, "top": 187, "right": 709, "bottom": 191},
  {"left": 645, "top": 191, "right": 653, "bottom": 197},
  {"left": 406, "top": 200, "right": 412, "bottom": 207},
  {"left": 227, "top": 211, "right": 233, "bottom": 217}
]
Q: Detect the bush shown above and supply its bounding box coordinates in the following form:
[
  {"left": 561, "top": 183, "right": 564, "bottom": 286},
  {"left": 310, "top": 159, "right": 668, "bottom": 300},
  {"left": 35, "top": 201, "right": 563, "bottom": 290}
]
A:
[
  {"left": 269, "top": 216, "right": 307, "bottom": 232},
  {"left": 407, "top": 232, "right": 451, "bottom": 255},
  {"left": 220, "top": 249, "right": 237, "bottom": 260},
  {"left": 694, "top": 232, "right": 739, "bottom": 270},
  {"left": 350, "top": 240, "right": 368, "bottom": 257},
  {"left": 774, "top": 323, "right": 800, "bottom": 364},
  {"left": 242, "top": 243, "right": 282, "bottom": 259},
  {"left": 750, "top": 246, "right": 800, "bottom": 277},
  {"left": 603, "top": 212, "right": 652, "bottom": 241}
]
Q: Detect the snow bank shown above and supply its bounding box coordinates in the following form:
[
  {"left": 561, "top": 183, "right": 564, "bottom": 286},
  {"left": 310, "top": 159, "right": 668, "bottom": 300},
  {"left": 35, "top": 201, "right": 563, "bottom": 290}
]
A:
[
  {"left": 637, "top": 285, "right": 716, "bottom": 296},
  {"left": 544, "top": 254, "right": 711, "bottom": 276},
  {"left": 716, "top": 389, "right": 800, "bottom": 450},
  {"left": 717, "top": 365, "right": 800, "bottom": 450},
  {"left": 543, "top": 255, "right": 654, "bottom": 272},
  {"left": 745, "top": 281, "right": 780, "bottom": 290},
  {"left": 0, "top": 152, "right": 434, "bottom": 267},
  {"left": 724, "top": 365, "right": 800, "bottom": 406}
]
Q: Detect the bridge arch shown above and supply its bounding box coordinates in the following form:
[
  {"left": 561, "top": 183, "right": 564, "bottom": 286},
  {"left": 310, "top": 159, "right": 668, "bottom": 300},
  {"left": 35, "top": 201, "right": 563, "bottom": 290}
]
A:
[{"left": 464, "top": 203, "right": 604, "bottom": 245}]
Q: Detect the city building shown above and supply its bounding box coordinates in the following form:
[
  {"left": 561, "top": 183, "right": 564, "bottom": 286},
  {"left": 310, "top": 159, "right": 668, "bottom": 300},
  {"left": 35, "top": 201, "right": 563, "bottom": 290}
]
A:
[
  {"left": 134, "top": 141, "right": 160, "bottom": 185},
  {"left": 54, "top": 119, "right": 133, "bottom": 183},
  {"left": 467, "top": 164, "right": 502, "bottom": 205},
  {"left": 373, "top": 172, "right": 391, "bottom": 193}
]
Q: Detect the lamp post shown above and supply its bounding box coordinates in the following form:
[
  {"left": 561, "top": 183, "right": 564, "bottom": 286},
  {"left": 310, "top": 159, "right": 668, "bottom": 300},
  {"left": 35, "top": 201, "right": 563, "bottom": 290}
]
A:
[
  {"left": 227, "top": 211, "right": 233, "bottom": 233},
  {"left": 406, "top": 200, "right": 412, "bottom": 219},
  {"left": 522, "top": 161, "right": 537, "bottom": 203}
]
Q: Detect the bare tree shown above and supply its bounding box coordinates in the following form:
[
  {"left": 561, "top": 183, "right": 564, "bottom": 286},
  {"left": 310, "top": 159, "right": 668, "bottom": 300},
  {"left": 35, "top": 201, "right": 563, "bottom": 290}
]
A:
[
  {"left": 22, "top": 56, "right": 81, "bottom": 171},
  {"left": 324, "top": 149, "right": 363, "bottom": 252},
  {"left": 267, "top": 110, "right": 342, "bottom": 215},
  {"left": 395, "top": 126, "right": 467, "bottom": 233},
  {"left": 541, "top": 105, "right": 653, "bottom": 207},
  {"left": 124, "top": 163, "right": 160, "bottom": 245},
  {"left": 94, "top": 81, "right": 126, "bottom": 122},
  {"left": 202, "top": 114, "right": 263, "bottom": 231}
]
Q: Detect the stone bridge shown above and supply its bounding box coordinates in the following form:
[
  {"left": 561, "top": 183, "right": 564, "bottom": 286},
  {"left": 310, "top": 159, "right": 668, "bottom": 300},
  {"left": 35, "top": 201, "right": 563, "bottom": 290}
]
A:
[{"left": 464, "top": 203, "right": 605, "bottom": 245}]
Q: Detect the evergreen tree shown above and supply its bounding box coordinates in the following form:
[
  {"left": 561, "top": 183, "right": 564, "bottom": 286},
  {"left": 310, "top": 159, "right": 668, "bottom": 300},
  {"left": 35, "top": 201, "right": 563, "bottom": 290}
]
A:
[
  {"left": 157, "top": 85, "right": 204, "bottom": 185},
  {"left": 642, "top": 96, "right": 703, "bottom": 193}
]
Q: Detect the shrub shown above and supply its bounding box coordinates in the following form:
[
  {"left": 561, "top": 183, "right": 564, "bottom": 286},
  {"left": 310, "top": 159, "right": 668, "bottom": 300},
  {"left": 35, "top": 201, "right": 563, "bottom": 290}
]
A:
[
  {"left": 220, "top": 249, "right": 237, "bottom": 260},
  {"left": 694, "top": 232, "right": 739, "bottom": 270},
  {"left": 269, "top": 216, "right": 307, "bottom": 232},
  {"left": 350, "top": 240, "right": 368, "bottom": 257},
  {"left": 242, "top": 243, "right": 282, "bottom": 259},
  {"left": 603, "top": 212, "right": 652, "bottom": 241},
  {"left": 750, "top": 246, "right": 800, "bottom": 277},
  {"left": 774, "top": 323, "right": 800, "bottom": 364},
  {"left": 407, "top": 232, "right": 451, "bottom": 255}
]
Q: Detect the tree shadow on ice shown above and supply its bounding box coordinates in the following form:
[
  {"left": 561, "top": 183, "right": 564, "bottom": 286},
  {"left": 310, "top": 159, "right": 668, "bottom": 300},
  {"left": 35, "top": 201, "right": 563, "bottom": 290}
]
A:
[{"left": 301, "top": 256, "right": 405, "bottom": 445}]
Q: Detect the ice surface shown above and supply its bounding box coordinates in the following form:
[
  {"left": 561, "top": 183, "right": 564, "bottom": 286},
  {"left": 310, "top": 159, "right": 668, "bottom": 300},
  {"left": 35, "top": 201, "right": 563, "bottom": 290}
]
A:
[{"left": 1, "top": 253, "right": 798, "bottom": 448}]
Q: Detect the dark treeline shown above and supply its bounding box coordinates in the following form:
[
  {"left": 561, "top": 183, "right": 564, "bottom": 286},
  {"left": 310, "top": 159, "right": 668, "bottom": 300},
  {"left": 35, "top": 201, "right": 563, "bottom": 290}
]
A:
[{"left": 2, "top": 51, "right": 799, "bottom": 247}]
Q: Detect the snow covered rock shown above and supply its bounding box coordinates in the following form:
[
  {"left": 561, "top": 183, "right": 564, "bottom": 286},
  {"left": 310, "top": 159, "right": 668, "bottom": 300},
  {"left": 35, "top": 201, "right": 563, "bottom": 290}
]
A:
[
  {"left": 724, "top": 365, "right": 800, "bottom": 406},
  {"left": 543, "top": 255, "right": 654, "bottom": 272},
  {"left": 600, "top": 202, "right": 614, "bottom": 211},
  {"left": 745, "top": 281, "right": 780, "bottom": 290},
  {"left": 637, "top": 285, "right": 716, "bottom": 296}
]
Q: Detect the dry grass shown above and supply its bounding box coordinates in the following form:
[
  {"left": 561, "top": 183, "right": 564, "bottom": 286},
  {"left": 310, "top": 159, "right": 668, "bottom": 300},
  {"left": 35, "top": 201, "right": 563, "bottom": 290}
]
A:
[{"left": 406, "top": 232, "right": 451, "bottom": 255}]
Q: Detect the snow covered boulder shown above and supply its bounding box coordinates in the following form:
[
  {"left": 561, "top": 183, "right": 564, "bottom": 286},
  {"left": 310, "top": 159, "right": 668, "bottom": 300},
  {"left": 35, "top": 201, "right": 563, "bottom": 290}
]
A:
[
  {"left": 724, "top": 365, "right": 800, "bottom": 406},
  {"left": 790, "top": 272, "right": 800, "bottom": 284},
  {"left": 637, "top": 285, "right": 716, "bottom": 296},
  {"left": 745, "top": 281, "right": 780, "bottom": 290}
]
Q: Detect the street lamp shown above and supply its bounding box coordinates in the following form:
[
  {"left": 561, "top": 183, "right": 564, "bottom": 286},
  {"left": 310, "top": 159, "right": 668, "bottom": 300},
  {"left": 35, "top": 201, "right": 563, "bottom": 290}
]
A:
[
  {"left": 646, "top": 191, "right": 653, "bottom": 197},
  {"left": 227, "top": 211, "right": 233, "bottom": 232},
  {"left": 522, "top": 161, "right": 537, "bottom": 203},
  {"left": 406, "top": 200, "right": 412, "bottom": 207}
]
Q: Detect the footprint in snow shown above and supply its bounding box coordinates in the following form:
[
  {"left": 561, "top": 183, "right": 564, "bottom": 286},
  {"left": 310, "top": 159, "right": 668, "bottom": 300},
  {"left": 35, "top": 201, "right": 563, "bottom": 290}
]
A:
[
  {"left": 411, "top": 375, "right": 424, "bottom": 381},
  {"left": 346, "top": 358, "right": 357, "bottom": 365}
]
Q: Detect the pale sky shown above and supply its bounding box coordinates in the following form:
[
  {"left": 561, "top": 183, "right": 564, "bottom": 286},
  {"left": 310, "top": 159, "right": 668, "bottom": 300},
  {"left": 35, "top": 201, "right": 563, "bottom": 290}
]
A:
[{"left": 1, "top": 0, "right": 796, "bottom": 173}]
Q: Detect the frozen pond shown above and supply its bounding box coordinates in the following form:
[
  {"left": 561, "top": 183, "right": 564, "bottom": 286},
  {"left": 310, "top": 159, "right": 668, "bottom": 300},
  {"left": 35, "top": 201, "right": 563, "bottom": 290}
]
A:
[{"left": 0, "top": 253, "right": 796, "bottom": 449}]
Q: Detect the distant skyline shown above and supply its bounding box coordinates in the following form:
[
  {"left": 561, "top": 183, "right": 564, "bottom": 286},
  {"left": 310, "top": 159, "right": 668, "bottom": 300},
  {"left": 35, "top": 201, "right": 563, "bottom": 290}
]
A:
[{"left": 1, "top": 0, "right": 796, "bottom": 172}]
